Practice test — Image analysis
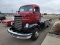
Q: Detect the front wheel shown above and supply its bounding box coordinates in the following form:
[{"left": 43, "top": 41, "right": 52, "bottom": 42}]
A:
[{"left": 31, "top": 28, "right": 39, "bottom": 41}]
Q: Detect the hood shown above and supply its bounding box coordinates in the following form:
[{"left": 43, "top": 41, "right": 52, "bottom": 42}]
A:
[
  {"left": 18, "top": 12, "right": 33, "bottom": 24},
  {"left": 18, "top": 12, "right": 32, "bottom": 17}
]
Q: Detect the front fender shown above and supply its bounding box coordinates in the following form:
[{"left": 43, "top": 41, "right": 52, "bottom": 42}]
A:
[{"left": 29, "top": 24, "right": 38, "bottom": 29}]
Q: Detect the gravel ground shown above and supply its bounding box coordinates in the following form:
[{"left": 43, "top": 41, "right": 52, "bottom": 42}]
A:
[{"left": 0, "top": 19, "right": 57, "bottom": 45}]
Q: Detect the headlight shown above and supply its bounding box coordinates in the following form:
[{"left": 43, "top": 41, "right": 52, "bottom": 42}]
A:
[
  {"left": 25, "top": 23, "right": 29, "bottom": 28},
  {"left": 24, "top": 23, "right": 38, "bottom": 28},
  {"left": 11, "top": 22, "right": 14, "bottom": 25}
]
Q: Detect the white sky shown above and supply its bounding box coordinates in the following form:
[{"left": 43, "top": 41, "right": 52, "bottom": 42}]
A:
[{"left": 0, "top": 0, "right": 60, "bottom": 14}]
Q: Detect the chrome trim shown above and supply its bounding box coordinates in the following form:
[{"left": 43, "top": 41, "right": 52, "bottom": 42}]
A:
[
  {"left": 29, "top": 24, "right": 38, "bottom": 28},
  {"left": 22, "top": 19, "right": 29, "bottom": 20},
  {"left": 7, "top": 29, "right": 32, "bottom": 39}
]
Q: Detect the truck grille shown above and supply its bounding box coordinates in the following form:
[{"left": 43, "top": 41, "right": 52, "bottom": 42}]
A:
[{"left": 14, "top": 16, "right": 22, "bottom": 31}]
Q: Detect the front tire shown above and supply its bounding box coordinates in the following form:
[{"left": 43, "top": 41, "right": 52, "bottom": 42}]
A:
[{"left": 31, "top": 28, "right": 39, "bottom": 41}]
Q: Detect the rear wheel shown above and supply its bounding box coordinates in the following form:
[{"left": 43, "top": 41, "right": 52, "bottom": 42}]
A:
[
  {"left": 31, "top": 28, "right": 39, "bottom": 41},
  {"left": 45, "top": 21, "right": 50, "bottom": 28}
]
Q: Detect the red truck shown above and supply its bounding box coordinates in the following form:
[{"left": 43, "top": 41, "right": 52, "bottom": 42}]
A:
[{"left": 8, "top": 4, "right": 50, "bottom": 41}]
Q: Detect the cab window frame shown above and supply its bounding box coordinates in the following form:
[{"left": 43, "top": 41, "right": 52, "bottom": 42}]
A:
[{"left": 34, "top": 7, "right": 39, "bottom": 12}]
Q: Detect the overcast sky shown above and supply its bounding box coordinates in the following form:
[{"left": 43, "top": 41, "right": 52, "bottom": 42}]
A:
[{"left": 0, "top": 0, "right": 60, "bottom": 13}]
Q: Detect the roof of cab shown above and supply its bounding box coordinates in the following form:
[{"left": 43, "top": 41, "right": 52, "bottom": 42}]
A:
[{"left": 20, "top": 4, "right": 39, "bottom": 7}]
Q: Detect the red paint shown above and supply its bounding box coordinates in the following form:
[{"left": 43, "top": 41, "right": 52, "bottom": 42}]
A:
[
  {"left": 2, "top": 20, "right": 14, "bottom": 26},
  {"left": 2, "top": 4, "right": 41, "bottom": 26},
  {"left": 18, "top": 4, "right": 41, "bottom": 25}
]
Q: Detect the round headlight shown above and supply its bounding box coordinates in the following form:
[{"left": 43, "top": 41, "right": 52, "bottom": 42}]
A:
[
  {"left": 11, "top": 22, "right": 14, "bottom": 25},
  {"left": 25, "top": 23, "right": 29, "bottom": 28}
]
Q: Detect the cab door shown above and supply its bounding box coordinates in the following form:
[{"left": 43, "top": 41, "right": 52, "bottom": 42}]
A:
[{"left": 33, "top": 7, "right": 41, "bottom": 22}]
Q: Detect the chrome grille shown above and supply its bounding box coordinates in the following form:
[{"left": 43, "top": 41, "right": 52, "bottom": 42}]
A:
[{"left": 14, "top": 16, "right": 22, "bottom": 30}]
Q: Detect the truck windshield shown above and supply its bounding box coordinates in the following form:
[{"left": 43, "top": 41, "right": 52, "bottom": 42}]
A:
[{"left": 19, "top": 6, "right": 32, "bottom": 12}]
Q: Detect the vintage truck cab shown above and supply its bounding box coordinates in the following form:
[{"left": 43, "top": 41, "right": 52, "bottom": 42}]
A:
[
  {"left": 7, "top": 4, "right": 42, "bottom": 41},
  {"left": 18, "top": 4, "right": 41, "bottom": 25}
]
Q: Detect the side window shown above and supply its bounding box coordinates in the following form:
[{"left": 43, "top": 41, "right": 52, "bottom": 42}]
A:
[{"left": 34, "top": 7, "right": 39, "bottom": 12}]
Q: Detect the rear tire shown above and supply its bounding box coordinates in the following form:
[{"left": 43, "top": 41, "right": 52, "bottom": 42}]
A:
[
  {"left": 31, "top": 28, "right": 39, "bottom": 41},
  {"left": 49, "top": 19, "right": 52, "bottom": 22},
  {"left": 45, "top": 21, "right": 50, "bottom": 28},
  {"left": 46, "top": 25, "right": 49, "bottom": 28}
]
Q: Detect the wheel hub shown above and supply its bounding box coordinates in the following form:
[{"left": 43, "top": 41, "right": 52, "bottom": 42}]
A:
[{"left": 35, "top": 31, "right": 38, "bottom": 37}]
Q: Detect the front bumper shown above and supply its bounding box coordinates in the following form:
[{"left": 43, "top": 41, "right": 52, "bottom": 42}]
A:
[{"left": 7, "top": 29, "right": 32, "bottom": 39}]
